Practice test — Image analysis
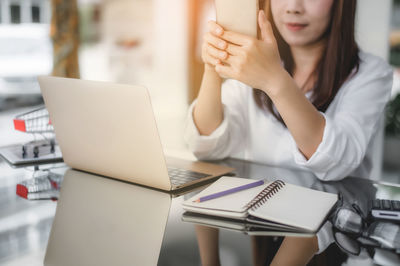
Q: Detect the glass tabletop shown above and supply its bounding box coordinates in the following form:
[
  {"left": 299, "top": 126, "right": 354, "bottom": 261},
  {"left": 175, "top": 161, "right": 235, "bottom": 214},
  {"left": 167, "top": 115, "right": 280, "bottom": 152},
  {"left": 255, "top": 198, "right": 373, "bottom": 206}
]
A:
[{"left": 1, "top": 157, "right": 400, "bottom": 265}]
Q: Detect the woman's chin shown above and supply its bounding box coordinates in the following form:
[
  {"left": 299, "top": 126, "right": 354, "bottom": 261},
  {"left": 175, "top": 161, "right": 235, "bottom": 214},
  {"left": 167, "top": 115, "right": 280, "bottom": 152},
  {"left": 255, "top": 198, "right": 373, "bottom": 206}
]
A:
[
  {"left": 283, "top": 35, "right": 323, "bottom": 49},
  {"left": 282, "top": 36, "right": 310, "bottom": 47}
]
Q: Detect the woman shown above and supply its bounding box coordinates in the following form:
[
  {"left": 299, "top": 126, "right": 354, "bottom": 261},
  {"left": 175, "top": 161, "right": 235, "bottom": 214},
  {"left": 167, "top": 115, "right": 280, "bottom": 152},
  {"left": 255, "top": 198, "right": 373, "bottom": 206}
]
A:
[{"left": 185, "top": 0, "right": 392, "bottom": 265}]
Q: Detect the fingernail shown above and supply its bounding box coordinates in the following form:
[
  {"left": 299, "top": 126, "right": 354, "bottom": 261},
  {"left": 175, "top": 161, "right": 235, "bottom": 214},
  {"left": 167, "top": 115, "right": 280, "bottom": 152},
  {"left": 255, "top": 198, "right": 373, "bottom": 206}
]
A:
[
  {"left": 219, "top": 42, "right": 226, "bottom": 49},
  {"left": 216, "top": 28, "right": 223, "bottom": 35}
]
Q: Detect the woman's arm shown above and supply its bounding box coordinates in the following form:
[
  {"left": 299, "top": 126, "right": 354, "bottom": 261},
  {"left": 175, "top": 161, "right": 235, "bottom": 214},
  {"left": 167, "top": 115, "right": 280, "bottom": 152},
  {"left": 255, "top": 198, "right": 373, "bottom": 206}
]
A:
[
  {"left": 267, "top": 74, "right": 325, "bottom": 160},
  {"left": 193, "top": 66, "right": 224, "bottom": 136},
  {"left": 195, "top": 225, "right": 221, "bottom": 266},
  {"left": 192, "top": 22, "right": 228, "bottom": 136},
  {"left": 185, "top": 22, "right": 249, "bottom": 160},
  {"left": 271, "top": 236, "right": 319, "bottom": 266}
]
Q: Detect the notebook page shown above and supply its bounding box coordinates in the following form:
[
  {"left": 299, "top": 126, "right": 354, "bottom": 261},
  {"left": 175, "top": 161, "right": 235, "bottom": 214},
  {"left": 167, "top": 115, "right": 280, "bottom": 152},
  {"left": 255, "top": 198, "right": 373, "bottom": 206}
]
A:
[
  {"left": 248, "top": 183, "right": 337, "bottom": 232},
  {"left": 183, "top": 176, "right": 269, "bottom": 218}
]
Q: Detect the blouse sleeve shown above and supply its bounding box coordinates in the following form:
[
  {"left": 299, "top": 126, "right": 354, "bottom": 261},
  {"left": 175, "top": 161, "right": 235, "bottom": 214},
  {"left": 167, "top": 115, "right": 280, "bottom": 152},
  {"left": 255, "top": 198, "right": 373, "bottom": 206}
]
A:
[
  {"left": 291, "top": 56, "right": 393, "bottom": 181},
  {"left": 184, "top": 79, "right": 248, "bottom": 160}
]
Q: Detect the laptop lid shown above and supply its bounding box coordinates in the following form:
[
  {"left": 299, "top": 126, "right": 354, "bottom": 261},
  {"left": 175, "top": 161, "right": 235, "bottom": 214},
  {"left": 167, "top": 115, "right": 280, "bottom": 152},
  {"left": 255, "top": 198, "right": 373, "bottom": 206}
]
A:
[{"left": 38, "top": 76, "right": 172, "bottom": 190}]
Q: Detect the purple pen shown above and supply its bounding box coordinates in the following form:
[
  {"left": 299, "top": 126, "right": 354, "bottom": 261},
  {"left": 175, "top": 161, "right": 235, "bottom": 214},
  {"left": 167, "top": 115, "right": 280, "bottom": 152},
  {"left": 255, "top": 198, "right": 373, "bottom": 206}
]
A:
[{"left": 195, "top": 179, "right": 264, "bottom": 203}]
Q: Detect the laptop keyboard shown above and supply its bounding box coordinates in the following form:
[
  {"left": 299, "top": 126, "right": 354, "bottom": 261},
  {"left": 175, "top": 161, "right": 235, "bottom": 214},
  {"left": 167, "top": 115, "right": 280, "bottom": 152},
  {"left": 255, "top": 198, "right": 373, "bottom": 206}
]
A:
[{"left": 167, "top": 167, "right": 211, "bottom": 186}]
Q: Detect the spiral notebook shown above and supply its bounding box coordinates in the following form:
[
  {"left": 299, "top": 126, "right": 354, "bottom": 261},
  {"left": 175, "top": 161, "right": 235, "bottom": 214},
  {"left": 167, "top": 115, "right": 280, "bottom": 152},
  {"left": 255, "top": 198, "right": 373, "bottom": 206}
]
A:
[{"left": 183, "top": 176, "right": 338, "bottom": 233}]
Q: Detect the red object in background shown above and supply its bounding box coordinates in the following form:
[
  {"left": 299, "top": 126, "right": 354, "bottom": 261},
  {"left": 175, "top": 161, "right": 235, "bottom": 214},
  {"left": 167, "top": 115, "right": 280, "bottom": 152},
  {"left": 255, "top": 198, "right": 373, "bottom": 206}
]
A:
[
  {"left": 13, "top": 119, "right": 26, "bottom": 132},
  {"left": 15, "top": 172, "right": 63, "bottom": 201},
  {"left": 16, "top": 184, "right": 28, "bottom": 199},
  {"left": 13, "top": 106, "right": 53, "bottom": 133}
]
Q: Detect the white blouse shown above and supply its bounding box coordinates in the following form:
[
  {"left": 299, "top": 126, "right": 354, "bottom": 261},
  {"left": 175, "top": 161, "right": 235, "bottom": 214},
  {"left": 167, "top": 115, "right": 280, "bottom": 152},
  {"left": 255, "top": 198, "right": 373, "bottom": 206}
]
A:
[
  {"left": 184, "top": 51, "right": 393, "bottom": 182},
  {"left": 184, "top": 51, "right": 393, "bottom": 253}
]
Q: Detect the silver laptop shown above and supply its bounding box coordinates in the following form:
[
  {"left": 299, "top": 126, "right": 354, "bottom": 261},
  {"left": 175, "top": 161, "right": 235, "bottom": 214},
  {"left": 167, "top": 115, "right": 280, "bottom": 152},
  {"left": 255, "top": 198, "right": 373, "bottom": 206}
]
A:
[{"left": 38, "top": 76, "right": 234, "bottom": 191}]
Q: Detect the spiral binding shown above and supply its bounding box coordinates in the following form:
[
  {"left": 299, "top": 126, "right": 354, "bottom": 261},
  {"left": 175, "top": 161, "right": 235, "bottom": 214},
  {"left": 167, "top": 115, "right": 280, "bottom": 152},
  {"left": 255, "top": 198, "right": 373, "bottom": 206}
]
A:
[{"left": 243, "top": 180, "right": 285, "bottom": 211}]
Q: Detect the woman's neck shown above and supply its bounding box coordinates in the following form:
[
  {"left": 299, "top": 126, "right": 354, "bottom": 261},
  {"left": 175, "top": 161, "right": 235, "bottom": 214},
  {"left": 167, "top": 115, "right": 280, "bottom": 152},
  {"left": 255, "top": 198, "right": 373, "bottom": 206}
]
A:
[
  {"left": 290, "top": 41, "right": 326, "bottom": 92},
  {"left": 291, "top": 41, "right": 325, "bottom": 75}
]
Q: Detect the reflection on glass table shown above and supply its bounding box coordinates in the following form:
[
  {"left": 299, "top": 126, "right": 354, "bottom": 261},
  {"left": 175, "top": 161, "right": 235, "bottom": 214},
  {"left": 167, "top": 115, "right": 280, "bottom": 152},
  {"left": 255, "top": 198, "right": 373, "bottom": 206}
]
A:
[{"left": 44, "top": 169, "right": 171, "bottom": 266}]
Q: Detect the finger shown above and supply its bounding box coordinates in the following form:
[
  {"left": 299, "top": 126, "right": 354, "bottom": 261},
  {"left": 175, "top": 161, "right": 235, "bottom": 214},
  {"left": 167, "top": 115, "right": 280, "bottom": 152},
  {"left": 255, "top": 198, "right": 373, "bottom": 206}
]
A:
[
  {"left": 219, "top": 53, "right": 237, "bottom": 66},
  {"left": 258, "top": 10, "right": 274, "bottom": 43},
  {"left": 204, "top": 32, "right": 227, "bottom": 50},
  {"left": 225, "top": 43, "right": 242, "bottom": 56},
  {"left": 220, "top": 30, "right": 253, "bottom": 46},
  {"left": 215, "top": 63, "right": 236, "bottom": 79},
  {"left": 204, "top": 53, "right": 221, "bottom": 66},
  {"left": 207, "top": 20, "right": 224, "bottom": 36},
  {"left": 206, "top": 44, "right": 228, "bottom": 60}
]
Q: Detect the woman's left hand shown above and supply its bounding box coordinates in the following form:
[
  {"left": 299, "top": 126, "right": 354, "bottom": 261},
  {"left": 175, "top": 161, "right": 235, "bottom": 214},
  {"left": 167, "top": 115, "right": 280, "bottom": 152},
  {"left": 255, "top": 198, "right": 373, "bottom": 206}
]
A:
[{"left": 215, "top": 11, "right": 287, "bottom": 95}]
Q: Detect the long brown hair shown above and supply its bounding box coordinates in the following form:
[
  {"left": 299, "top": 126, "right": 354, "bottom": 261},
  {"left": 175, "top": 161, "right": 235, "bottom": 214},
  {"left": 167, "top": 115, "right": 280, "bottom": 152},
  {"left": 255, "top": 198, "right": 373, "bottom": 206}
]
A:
[{"left": 255, "top": 0, "right": 360, "bottom": 125}]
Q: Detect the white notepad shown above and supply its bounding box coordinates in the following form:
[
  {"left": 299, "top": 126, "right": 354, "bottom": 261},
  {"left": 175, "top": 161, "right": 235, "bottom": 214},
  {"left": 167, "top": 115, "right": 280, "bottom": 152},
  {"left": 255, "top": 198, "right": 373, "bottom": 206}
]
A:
[{"left": 183, "top": 176, "right": 338, "bottom": 233}]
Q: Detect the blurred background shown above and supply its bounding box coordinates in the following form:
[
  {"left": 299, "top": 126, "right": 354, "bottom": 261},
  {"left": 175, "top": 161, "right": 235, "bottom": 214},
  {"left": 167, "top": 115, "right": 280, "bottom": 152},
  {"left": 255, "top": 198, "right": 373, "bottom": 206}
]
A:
[{"left": 0, "top": 0, "right": 399, "bottom": 174}]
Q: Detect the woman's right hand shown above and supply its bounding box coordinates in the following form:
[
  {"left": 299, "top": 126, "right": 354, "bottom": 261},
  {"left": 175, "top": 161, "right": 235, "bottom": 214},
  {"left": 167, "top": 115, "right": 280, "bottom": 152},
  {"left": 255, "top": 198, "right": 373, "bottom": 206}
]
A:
[{"left": 201, "top": 21, "right": 229, "bottom": 70}]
